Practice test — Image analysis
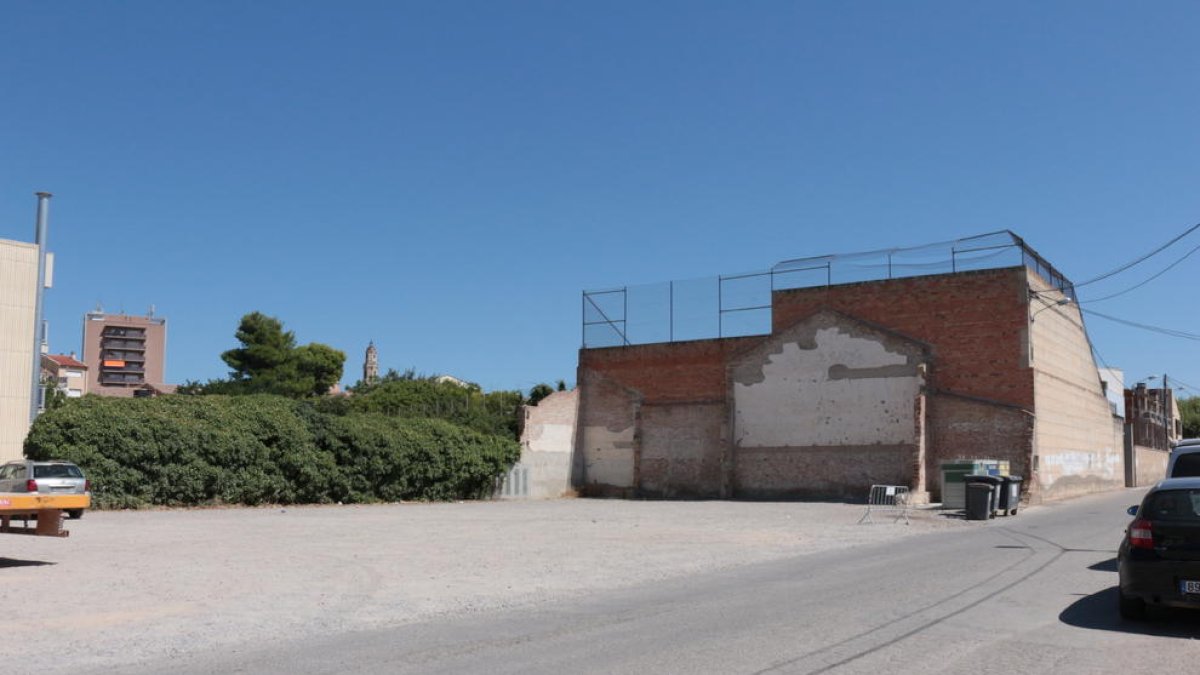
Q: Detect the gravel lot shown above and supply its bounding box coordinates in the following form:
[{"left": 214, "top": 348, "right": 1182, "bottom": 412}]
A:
[{"left": 3, "top": 499, "right": 978, "bottom": 673}]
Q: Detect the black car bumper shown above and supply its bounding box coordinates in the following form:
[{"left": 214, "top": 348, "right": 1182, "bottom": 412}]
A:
[{"left": 1120, "top": 557, "right": 1200, "bottom": 609}]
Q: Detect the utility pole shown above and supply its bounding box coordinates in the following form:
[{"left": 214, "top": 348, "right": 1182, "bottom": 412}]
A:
[{"left": 1164, "top": 373, "right": 1171, "bottom": 449}]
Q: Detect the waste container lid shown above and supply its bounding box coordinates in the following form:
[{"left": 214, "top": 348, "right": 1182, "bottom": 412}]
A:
[
  {"left": 1001, "top": 475, "right": 1023, "bottom": 481},
  {"left": 966, "top": 482, "right": 995, "bottom": 490},
  {"left": 964, "top": 474, "right": 1002, "bottom": 484}
]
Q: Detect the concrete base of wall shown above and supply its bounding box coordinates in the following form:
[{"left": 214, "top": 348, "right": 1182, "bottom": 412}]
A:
[
  {"left": 1132, "top": 444, "right": 1168, "bottom": 486},
  {"left": 733, "top": 444, "right": 916, "bottom": 501},
  {"left": 1030, "top": 475, "right": 1126, "bottom": 504}
]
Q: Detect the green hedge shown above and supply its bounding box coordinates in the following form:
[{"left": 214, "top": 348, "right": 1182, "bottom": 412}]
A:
[{"left": 23, "top": 395, "right": 520, "bottom": 509}]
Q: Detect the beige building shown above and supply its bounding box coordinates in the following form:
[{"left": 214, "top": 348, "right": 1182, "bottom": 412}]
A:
[
  {"left": 0, "top": 238, "right": 45, "bottom": 462},
  {"left": 81, "top": 311, "right": 168, "bottom": 397},
  {"left": 42, "top": 353, "right": 89, "bottom": 399}
]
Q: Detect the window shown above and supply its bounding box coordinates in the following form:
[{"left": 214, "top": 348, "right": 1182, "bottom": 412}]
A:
[
  {"left": 33, "top": 464, "right": 83, "bottom": 479},
  {"left": 1145, "top": 489, "right": 1200, "bottom": 521},
  {"left": 1172, "top": 453, "right": 1200, "bottom": 478}
]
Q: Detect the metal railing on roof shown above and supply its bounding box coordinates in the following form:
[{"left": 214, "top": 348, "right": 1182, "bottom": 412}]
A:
[{"left": 582, "top": 230, "right": 1074, "bottom": 348}]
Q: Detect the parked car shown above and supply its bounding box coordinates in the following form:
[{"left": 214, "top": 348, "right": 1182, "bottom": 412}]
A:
[
  {"left": 1166, "top": 443, "right": 1200, "bottom": 478},
  {"left": 0, "top": 460, "right": 89, "bottom": 519},
  {"left": 1118, "top": 477, "right": 1200, "bottom": 619}
]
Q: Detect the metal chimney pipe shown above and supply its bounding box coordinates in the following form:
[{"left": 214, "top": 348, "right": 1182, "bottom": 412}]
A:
[{"left": 30, "top": 192, "right": 51, "bottom": 422}]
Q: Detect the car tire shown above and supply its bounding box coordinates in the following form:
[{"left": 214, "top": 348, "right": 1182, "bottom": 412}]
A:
[
  {"left": 67, "top": 509, "right": 83, "bottom": 520},
  {"left": 1118, "top": 590, "right": 1146, "bottom": 620}
]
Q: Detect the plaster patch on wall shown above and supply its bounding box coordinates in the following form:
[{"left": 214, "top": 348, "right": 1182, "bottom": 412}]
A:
[
  {"left": 580, "top": 425, "right": 636, "bottom": 488},
  {"left": 734, "top": 326, "right": 923, "bottom": 448}
]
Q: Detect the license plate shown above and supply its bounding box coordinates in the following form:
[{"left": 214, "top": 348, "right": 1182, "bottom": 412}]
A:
[{"left": 1181, "top": 580, "right": 1200, "bottom": 594}]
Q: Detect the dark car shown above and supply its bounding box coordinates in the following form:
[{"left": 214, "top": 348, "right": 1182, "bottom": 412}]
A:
[{"left": 1118, "top": 477, "right": 1200, "bottom": 619}]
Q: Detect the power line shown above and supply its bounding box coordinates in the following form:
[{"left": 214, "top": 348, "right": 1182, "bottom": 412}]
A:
[
  {"left": 1170, "top": 377, "right": 1200, "bottom": 394},
  {"left": 1075, "top": 219, "right": 1200, "bottom": 288},
  {"left": 1080, "top": 242, "right": 1200, "bottom": 304},
  {"left": 1081, "top": 308, "right": 1200, "bottom": 341},
  {"left": 1089, "top": 339, "right": 1114, "bottom": 372}
]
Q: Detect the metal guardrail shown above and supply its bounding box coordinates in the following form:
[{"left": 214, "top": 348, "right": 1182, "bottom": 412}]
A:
[{"left": 858, "top": 485, "right": 911, "bottom": 525}]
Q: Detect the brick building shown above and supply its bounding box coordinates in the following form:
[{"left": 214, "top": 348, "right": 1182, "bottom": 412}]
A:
[{"left": 574, "top": 233, "right": 1124, "bottom": 504}]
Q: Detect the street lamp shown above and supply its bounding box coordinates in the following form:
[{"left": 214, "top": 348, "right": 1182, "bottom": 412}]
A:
[{"left": 1030, "top": 297, "right": 1070, "bottom": 322}]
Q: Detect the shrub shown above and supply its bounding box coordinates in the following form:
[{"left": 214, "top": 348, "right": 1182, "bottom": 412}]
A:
[{"left": 24, "top": 395, "right": 519, "bottom": 509}]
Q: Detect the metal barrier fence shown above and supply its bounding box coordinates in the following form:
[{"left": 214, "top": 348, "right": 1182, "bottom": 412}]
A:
[
  {"left": 582, "top": 230, "right": 1075, "bottom": 348},
  {"left": 858, "top": 485, "right": 911, "bottom": 525}
]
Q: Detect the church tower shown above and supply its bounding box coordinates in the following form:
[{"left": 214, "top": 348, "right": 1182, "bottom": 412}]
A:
[{"left": 363, "top": 341, "right": 378, "bottom": 385}]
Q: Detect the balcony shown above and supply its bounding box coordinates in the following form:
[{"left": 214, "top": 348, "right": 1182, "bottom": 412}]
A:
[
  {"left": 102, "top": 328, "right": 146, "bottom": 338},
  {"left": 102, "top": 339, "right": 146, "bottom": 351},
  {"left": 102, "top": 366, "right": 145, "bottom": 375},
  {"left": 102, "top": 351, "right": 146, "bottom": 363},
  {"left": 100, "top": 374, "right": 144, "bottom": 385}
]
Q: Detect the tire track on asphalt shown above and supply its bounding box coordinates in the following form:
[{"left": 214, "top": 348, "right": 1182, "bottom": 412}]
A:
[{"left": 754, "top": 528, "right": 1063, "bottom": 675}]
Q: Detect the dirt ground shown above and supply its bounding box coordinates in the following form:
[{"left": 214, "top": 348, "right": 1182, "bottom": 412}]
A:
[{"left": 2, "top": 499, "right": 978, "bottom": 673}]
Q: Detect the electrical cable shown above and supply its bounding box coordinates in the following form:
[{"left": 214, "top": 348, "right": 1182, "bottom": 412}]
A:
[
  {"left": 1074, "top": 220, "right": 1200, "bottom": 288},
  {"left": 1081, "top": 308, "right": 1200, "bottom": 341},
  {"left": 1080, "top": 242, "right": 1200, "bottom": 304},
  {"left": 1169, "top": 377, "right": 1200, "bottom": 394}
]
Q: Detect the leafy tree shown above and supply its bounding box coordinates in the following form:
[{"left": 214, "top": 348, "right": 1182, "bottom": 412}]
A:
[
  {"left": 221, "top": 312, "right": 297, "bottom": 381},
  {"left": 350, "top": 367, "right": 421, "bottom": 394},
  {"left": 556, "top": 380, "right": 567, "bottom": 392},
  {"left": 208, "top": 312, "right": 345, "bottom": 398},
  {"left": 1180, "top": 396, "right": 1200, "bottom": 438},
  {"left": 40, "top": 377, "right": 68, "bottom": 411},
  {"left": 293, "top": 343, "right": 346, "bottom": 397},
  {"left": 176, "top": 379, "right": 207, "bottom": 395},
  {"left": 528, "top": 383, "right": 554, "bottom": 407},
  {"left": 349, "top": 378, "right": 523, "bottom": 439}
]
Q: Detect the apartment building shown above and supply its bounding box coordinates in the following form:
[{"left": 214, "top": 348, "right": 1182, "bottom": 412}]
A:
[{"left": 81, "top": 311, "right": 168, "bottom": 397}]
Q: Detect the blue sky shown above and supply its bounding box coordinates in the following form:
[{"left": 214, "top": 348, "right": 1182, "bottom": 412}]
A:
[{"left": 2, "top": 1, "right": 1198, "bottom": 396}]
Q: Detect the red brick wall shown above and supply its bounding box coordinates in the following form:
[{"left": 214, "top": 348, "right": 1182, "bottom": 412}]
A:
[
  {"left": 925, "top": 392, "right": 1034, "bottom": 501},
  {"left": 578, "top": 335, "right": 764, "bottom": 405},
  {"left": 772, "top": 268, "right": 1033, "bottom": 409}
]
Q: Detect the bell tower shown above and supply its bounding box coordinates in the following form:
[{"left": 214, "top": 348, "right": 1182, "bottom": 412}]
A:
[{"left": 363, "top": 341, "right": 378, "bottom": 385}]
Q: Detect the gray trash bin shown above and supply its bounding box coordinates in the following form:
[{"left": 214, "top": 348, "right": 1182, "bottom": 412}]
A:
[
  {"left": 965, "top": 475, "right": 1003, "bottom": 516},
  {"left": 966, "top": 482, "right": 994, "bottom": 520},
  {"left": 998, "top": 475, "right": 1022, "bottom": 516}
]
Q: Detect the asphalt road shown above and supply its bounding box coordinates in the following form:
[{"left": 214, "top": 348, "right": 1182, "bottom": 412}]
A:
[{"left": 116, "top": 488, "right": 1200, "bottom": 675}]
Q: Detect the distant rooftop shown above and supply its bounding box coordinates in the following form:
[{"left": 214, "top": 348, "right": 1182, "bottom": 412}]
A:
[
  {"left": 583, "top": 230, "right": 1073, "bottom": 348},
  {"left": 44, "top": 353, "right": 87, "bottom": 369}
]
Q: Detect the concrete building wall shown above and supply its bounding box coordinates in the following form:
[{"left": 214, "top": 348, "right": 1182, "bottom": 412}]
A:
[
  {"left": 1027, "top": 280, "right": 1124, "bottom": 501},
  {"left": 1131, "top": 445, "right": 1169, "bottom": 486},
  {"left": 575, "top": 371, "right": 640, "bottom": 497},
  {"left": 0, "top": 239, "right": 38, "bottom": 462},
  {"left": 510, "top": 389, "right": 579, "bottom": 499},
  {"left": 729, "top": 312, "right": 928, "bottom": 499}
]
